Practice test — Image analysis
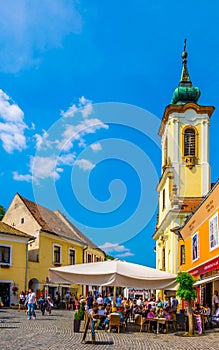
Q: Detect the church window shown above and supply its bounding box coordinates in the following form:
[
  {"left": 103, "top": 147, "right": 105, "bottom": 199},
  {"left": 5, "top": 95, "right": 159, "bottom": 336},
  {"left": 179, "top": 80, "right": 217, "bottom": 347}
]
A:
[
  {"left": 164, "top": 137, "right": 168, "bottom": 166},
  {"left": 162, "top": 189, "right": 165, "bottom": 210},
  {"left": 184, "top": 128, "right": 196, "bottom": 156}
]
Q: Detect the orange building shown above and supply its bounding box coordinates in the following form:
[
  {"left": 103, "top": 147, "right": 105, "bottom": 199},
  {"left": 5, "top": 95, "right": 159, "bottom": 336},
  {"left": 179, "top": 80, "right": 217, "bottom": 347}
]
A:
[{"left": 179, "top": 180, "right": 219, "bottom": 308}]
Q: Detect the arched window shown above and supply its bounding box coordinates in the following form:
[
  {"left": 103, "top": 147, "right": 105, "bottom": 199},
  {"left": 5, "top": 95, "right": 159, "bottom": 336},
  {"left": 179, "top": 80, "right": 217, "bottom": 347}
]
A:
[
  {"left": 163, "top": 137, "right": 168, "bottom": 166},
  {"left": 184, "top": 128, "right": 196, "bottom": 156},
  {"left": 162, "top": 188, "right": 165, "bottom": 210}
]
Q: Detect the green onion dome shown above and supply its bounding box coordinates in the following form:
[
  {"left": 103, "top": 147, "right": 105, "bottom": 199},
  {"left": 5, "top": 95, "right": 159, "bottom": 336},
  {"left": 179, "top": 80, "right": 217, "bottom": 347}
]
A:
[{"left": 171, "top": 41, "right": 201, "bottom": 105}]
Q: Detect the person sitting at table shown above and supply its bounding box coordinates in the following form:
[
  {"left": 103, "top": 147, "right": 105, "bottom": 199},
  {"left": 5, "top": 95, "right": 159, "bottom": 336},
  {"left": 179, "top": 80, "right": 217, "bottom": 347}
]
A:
[
  {"left": 208, "top": 306, "right": 219, "bottom": 328},
  {"left": 158, "top": 307, "right": 172, "bottom": 333},
  {"left": 96, "top": 304, "right": 107, "bottom": 329},
  {"left": 146, "top": 304, "right": 157, "bottom": 332},
  {"left": 104, "top": 307, "right": 124, "bottom": 331},
  {"left": 204, "top": 303, "right": 211, "bottom": 316}
]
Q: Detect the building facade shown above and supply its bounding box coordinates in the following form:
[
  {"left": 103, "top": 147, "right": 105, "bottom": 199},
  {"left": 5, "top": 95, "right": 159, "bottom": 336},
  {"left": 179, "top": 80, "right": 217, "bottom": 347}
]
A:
[
  {"left": 179, "top": 180, "right": 219, "bottom": 307},
  {"left": 2, "top": 193, "right": 105, "bottom": 302},
  {"left": 0, "top": 221, "right": 34, "bottom": 306},
  {"left": 153, "top": 43, "right": 214, "bottom": 279}
]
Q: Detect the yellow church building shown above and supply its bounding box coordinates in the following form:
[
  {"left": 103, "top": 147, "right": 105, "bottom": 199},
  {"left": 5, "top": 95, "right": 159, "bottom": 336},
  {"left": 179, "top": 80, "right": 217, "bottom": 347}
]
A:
[{"left": 153, "top": 42, "right": 215, "bottom": 284}]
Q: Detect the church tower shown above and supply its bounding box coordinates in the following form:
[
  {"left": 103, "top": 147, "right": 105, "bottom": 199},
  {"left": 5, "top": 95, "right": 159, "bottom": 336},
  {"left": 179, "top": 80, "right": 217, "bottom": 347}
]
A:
[{"left": 153, "top": 40, "right": 215, "bottom": 274}]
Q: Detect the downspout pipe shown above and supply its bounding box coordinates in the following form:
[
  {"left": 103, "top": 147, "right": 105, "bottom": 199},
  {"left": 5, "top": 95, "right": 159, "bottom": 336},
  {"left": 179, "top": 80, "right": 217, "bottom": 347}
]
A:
[
  {"left": 25, "top": 238, "right": 35, "bottom": 291},
  {"left": 83, "top": 244, "right": 88, "bottom": 263},
  {"left": 82, "top": 244, "right": 88, "bottom": 296}
]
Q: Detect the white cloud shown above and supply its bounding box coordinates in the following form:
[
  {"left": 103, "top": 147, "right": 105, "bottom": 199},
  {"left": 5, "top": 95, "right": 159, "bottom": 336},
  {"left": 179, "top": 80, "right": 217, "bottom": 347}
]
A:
[
  {"left": 61, "top": 97, "right": 93, "bottom": 119},
  {"left": 61, "top": 104, "right": 78, "bottom": 118},
  {"left": 81, "top": 103, "right": 93, "bottom": 118},
  {"left": 90, "top": 142, "right": 102, "bottom": 151},
  {"left": 30, "top": 97, "right": 108, "bottom": 181},
  {"left": 0, "top": 1, "right": 83, "bottom": 73},
  {"left": 34, "top": 130, "right": 51, "bottom": 150},
  {"left": 60, "top": 118, "right": 108, "bottom": 151},
  {"left": 30, "top": 156, "right": 62, "bottom": 181},
  {"left": 13, "top": 171, "right": 32, "bottom": 182},
  {"left": 58, "top": 153, "right": 76, "bottom": 166},
  {"left": 74, "top": 159, "right": 95, "bottom": 171},
  {"left": 0, "top": 89, "right": 27, "bottom": 153},
  {"left": 115, "top": 252, "right": 135, "bottom": 258},
  {"left": 99, "top": 242, "right": 134, "bottom": 257},
  {"left": 79, "top": 96, "right": 90, "bottom": 106}
]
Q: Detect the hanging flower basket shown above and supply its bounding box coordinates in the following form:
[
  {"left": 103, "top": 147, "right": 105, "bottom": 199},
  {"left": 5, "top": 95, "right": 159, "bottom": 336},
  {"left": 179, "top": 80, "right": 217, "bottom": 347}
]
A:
[{"left": 12, "top": 286, "right": 18, "bottom": 295}]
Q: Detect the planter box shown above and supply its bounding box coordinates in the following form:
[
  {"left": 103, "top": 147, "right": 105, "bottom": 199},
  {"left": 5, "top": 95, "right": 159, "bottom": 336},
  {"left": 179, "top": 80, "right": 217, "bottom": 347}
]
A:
[{"left": 74, "top": 319, "right": 81, "bottom": 332}]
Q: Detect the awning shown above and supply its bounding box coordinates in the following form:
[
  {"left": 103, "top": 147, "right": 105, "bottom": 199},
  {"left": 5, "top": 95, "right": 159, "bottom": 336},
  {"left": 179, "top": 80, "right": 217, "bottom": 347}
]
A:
[{"left": 194, "top": 274, "right": 219, "bottom": 286}]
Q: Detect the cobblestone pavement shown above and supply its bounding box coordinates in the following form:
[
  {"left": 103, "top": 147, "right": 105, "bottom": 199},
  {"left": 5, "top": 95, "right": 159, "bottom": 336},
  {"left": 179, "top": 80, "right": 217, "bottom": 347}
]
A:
[{"left": 0, "top": 308, "right": 219, "bottom": 350}]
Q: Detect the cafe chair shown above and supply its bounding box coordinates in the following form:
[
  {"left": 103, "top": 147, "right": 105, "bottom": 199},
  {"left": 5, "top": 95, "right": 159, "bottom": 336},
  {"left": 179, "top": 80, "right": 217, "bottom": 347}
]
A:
[
  {"left": 109, "top": 314, "right": 121, "bottom": 333},
  {"left": 135, "top": 315, "right": 149, "bottom": 333},
  {"left": 176, "top": 313, "right": 187, "bottom": 331}
]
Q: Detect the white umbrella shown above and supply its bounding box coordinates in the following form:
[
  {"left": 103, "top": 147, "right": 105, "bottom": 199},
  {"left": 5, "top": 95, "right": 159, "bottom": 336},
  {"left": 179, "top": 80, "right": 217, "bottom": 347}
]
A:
[{"left": 49, "top": 259, "right": 176, "bottom": 289}]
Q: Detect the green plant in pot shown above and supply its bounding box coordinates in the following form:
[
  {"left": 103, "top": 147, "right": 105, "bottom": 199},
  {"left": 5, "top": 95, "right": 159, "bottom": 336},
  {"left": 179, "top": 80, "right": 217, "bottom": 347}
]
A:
[{"left": 74, "top": 302, "right": 85, "bottom": 332}]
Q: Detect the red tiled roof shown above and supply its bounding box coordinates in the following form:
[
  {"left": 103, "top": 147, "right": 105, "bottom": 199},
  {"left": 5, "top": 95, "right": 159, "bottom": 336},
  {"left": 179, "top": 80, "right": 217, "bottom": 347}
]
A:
[
  {"left": 18, "top": 194, "right": 101, "bottom": 250},
  {"left": 173, "top": 197, "right": 203, "bottom": 212}
]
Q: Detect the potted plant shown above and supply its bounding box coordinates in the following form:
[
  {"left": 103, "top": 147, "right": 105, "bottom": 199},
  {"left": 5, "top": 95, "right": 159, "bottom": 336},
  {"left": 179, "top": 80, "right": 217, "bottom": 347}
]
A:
[
  {"left": 73, "top": 302, "right": 85, "bottom": 332},
  {"left": 12, "top": 285, "right": 18, "bottom": 295}
]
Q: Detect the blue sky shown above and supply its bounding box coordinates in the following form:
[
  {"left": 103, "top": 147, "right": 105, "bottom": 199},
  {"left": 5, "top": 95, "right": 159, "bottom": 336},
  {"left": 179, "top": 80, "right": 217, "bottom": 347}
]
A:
[{"left": 1, "top": 0, "right": 219, "bottom": 267}]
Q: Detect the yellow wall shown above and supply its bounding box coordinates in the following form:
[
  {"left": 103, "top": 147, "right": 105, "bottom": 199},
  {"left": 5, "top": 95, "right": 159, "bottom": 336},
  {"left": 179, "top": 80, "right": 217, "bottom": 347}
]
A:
[
  {"left": 179, "top": 166, "right": 203, "bottom": 197},
  {"left": 0, "top": 238, "right": 27, "bottom": 290},
  {"left": 28, "top": 232, "right": 84, "bottom": 292}
]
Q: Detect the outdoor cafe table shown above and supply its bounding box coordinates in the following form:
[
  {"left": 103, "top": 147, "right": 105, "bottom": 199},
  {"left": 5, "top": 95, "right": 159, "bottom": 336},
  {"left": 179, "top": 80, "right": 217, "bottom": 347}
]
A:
[{"left": 153, "top": 317, "right": 169, "bottom": 334}]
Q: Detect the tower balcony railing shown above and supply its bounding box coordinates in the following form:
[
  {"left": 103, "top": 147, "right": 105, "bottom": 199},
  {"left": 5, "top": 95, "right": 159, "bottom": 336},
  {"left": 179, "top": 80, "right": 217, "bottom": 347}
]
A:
[{"left": 183, "top": 155, "right": 198, "bottom": 169}]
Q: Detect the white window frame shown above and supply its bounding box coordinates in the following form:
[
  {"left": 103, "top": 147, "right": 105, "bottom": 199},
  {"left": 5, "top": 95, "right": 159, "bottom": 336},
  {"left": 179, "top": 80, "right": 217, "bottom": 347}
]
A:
[
  {"left": 52, "top": 243, "right": 62, "bottom": 264},
  {"left": 68, "top": 248, "right": 76, "bottom": 265},
  {"left": 209, "top": 212, "right": 219, "bottom": 251},
  {"left": 0, "top": 244, "right": 12, "bottom": 266},
  {"left": 192, "top": 232, "right": 199, "bottom": 262}
]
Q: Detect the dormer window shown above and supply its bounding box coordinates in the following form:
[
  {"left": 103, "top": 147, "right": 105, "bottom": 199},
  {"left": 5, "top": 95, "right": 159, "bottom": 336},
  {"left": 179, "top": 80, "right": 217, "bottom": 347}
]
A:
[{"left": 21, "top": 218, "right": 24, "bottom": 224}]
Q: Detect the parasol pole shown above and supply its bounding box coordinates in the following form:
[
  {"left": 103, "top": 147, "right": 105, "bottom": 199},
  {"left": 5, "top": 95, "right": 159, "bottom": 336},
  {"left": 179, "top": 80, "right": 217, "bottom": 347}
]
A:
[{"left": 113, "top": 286, "right": 117, "bottom": 306}]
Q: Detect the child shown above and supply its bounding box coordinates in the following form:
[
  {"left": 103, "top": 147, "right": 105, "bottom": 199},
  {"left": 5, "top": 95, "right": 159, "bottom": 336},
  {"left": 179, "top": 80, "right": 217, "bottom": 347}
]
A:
[{"left": 193, "top": 303, "right": 202, "bottom": 334}]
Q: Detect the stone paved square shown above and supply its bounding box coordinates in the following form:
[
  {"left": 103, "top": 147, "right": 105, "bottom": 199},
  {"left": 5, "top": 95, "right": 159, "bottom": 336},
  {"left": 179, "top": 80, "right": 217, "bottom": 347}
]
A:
[{"left": 0, "top": 308, "right": 219, "bottom": 350}]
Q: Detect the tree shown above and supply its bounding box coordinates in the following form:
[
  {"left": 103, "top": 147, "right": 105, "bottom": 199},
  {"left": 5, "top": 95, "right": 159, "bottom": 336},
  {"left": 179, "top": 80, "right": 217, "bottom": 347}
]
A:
[
  {"left": 176, "top": 271, "right": 197, "bottom": 336},
  {"left": 105, "top": 254, "right": 115, "bottom": 261},
  {"left": 0, "top": 205, "right": 5, "bottom": 220}
]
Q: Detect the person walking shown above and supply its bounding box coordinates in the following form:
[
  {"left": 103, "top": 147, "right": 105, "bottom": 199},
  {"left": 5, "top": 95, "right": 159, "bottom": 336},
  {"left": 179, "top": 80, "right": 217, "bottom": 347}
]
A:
[
  {"left": 212, "top": 290, "right": 219, "bottom": 314},
  {"left": 26, "top": 288, "right": 37, "bottom": 320},
  {"left": 89, "top": 303, "right": 99, "bottom": 344},
  {"left": 18, "top": 291, "right": 25, "bottom": 311},
  {"left": 87, "top": 292, "right": 94, "bottom": 309},
  {"left": 171, "top": 295, "right": 178, "bottom": 314}
]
